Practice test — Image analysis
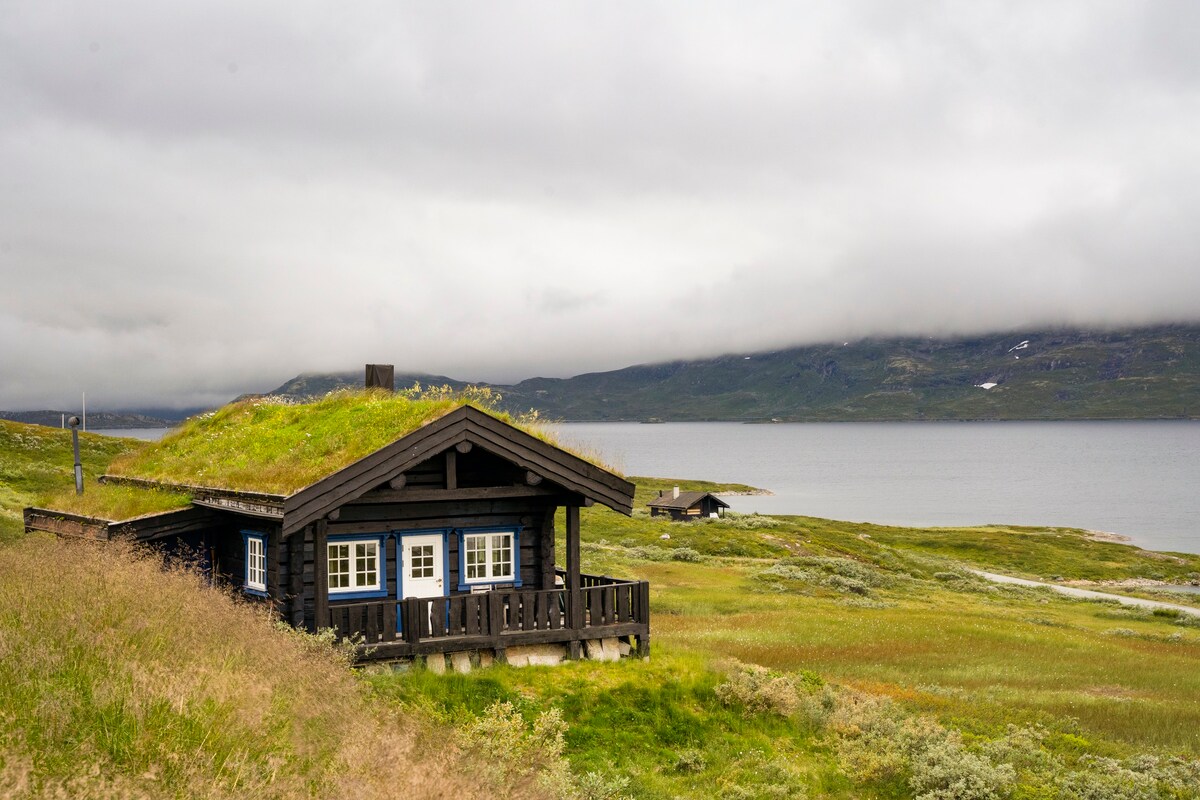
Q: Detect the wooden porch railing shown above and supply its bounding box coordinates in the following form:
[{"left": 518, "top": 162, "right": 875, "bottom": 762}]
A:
[{"left": 324, "top": 572, "right": 649, "bottom": 660}]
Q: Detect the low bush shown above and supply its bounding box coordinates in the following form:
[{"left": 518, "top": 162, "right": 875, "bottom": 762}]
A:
[
  {"left": 758, "top": 555, "right": 895, "bottom": 597},
  {"left": 714, "top": 661, "right": 822, "bottom": 717},
  {"left": 459, "top": 701, "right": 575, "bottom": 797},
  {"left": 673, "top": 748, "right": 707, "bottom": 773},
  {"left": 909, "top": 737, "right": 1015, "bottom": 800}
]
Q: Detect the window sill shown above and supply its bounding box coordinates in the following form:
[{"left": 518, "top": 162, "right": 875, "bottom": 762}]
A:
[
  {"left": 458, "top": 579, "right": 521, "bottom": 592},
  {"left": 329, "top": 589, "right": 389, "bottom": 601},
  {"left": 244, "top": 587, "right": 268, "bottom": 598}
]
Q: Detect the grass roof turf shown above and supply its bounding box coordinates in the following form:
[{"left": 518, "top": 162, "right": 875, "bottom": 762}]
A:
[
  {"left": 33, "top": 388, "right": 608, "bottom": 522},
  {"left": 36, "top": 483, "right": 194, "bottom": 521},
  {"left": 104, "top": 388, "right": 559, "bottom": 496}
]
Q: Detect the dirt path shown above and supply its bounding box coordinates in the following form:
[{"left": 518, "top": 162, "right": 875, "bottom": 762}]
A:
[{"left": 972, "top": 570, "right": 1200, "bottom": 617}]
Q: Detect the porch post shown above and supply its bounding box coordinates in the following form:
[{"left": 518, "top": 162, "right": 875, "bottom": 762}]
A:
[
  {"left": 566, "top": 505, "right": 583, "bottom": 659},
  {"left": 313, "top": 519, "right": 328, "bottom": 633}
]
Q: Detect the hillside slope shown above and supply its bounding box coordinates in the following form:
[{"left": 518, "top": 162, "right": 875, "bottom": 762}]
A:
[{"left": 268, "top": 325, "right": 1200, "bottom": 421}]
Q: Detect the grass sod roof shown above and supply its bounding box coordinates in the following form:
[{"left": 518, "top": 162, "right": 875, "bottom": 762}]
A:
[{"left": 40, "top": 388, "right": 608, "bottom": 524}]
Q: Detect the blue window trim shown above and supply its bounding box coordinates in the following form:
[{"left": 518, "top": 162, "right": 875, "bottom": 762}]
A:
[
  {"left": 394, "top": 529, "right": 450, "bottom": 600},
  {"left": 456, "top": 526, "right": 522, "bottom": 592},
  {"left": 241, "top": 530, "right": 268, "bottom": 597},
  {"left": 327, "top": 533, "right": 389, "bottom": 600}
]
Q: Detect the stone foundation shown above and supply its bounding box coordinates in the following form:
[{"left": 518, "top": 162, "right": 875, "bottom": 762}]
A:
[{"left": 371, "top": 635, "right": 643, "bottom": 674}]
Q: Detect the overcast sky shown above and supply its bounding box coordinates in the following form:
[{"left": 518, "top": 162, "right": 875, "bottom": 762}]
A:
[{"left": 2, "top": 1, "right": 1199, "bottom": 410}]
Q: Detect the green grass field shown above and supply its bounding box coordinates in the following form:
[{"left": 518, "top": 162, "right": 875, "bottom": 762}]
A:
[
  {"left": 370, "top": 478, "right": 1200, "bottom": 798},
  {"left": 3, "top": 422, "right": 1199, "bottom": 798}
]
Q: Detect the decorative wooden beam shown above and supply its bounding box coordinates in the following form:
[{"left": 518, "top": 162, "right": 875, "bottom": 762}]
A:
[
  {"left": 192, "top": 496, "right": 284, "bottom": 519},
  {"left": 525, "top": 470, "right": 543, "bottom": 486},
  {"left": 445, "top": 449, "right": 458, "bottom": 491},
  {"left": 313, "top": 521, "right": 328, "bottom": 634},
  {"left": 455, "top": 441, "right": 473, "bottom": 454},
  {"left": 566, "top": 505, "right": 582, "bottom": 628},
  {"left": 326, "top": 508, "right": 340, "bottom": 522},
  {"left": 388, "top": 475, "right": 406, "bottom": 490},
  {"left": 355, "top": 485, "right": 563, "bottom": 504}
]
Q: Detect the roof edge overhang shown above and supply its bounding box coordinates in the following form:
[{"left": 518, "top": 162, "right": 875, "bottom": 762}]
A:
[{"left": 24, "top": 504, "right": 221, "bottom": 542}]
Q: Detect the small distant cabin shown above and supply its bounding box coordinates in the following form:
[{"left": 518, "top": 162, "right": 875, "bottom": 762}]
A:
[
  {"left": 24, "top": 395, "right": 647, "bottom": 666},
  {"left": 648, "top": 487, "right": 730, "bottom": 521}
]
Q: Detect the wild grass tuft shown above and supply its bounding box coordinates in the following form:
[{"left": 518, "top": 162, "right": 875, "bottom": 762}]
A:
[{"left": 0, "top": 536, "right": 552, "bottom": 800}]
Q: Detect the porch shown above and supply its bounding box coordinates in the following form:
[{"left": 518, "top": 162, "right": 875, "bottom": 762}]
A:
[{"left": 324, "top": 571, "right": 650, "bottom": 662}]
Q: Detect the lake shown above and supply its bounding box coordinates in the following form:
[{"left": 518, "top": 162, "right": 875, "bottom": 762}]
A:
[
  {"left": 92, "top": 428, "right": 172, "bottom": 441},
  {"left": 95, "top": 421, "right": 1200, "bottom": 555},
  {"left": 550, "top": 421, "right": 1200, "bottom": 556}
]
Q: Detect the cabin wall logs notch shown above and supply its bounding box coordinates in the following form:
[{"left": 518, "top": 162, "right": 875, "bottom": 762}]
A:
[{"left": 25, "top": 405, "right": 647, "bottom": 667}]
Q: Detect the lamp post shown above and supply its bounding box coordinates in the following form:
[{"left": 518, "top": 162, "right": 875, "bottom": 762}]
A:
[{"left": 68, "top": 416, "right": 83, "bottom": 495}]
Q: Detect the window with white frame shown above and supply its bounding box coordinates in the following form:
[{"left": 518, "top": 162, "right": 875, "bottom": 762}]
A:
[
  {"left": 462, "top": 530, "right": 515, "bottom": 583},
  {"left": 244, "top": 533, "right": 267, "bottom": 594},
  {"left": 327, "top": 539, "right": 381, "bottom": 593}
]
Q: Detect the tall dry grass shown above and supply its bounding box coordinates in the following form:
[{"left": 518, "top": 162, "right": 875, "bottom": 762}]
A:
[{"left": 0, "top": 535, "right": 553, "bottom": 800}]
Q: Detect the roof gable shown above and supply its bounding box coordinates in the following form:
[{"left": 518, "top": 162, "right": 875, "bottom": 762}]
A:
[{"left": 282, "top": 405, "right": 633, "bottom": 535}]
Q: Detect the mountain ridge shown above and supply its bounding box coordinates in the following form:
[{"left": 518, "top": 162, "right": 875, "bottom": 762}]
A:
[{"left": 264, "top": 324, "right": 1200, "bottom": 421}]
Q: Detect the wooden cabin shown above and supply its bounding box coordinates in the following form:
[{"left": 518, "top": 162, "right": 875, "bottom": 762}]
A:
[
  {"left": 648, "top": 486, "right": 730, "bottom": 521},
  {"left": 25, "top": 400, "right": 647, "bottom": 665}
]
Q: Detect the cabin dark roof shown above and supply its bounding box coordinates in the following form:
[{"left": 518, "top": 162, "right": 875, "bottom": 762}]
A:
[{"left": 647, "top": 490, "right": 730, "bottom": 511}]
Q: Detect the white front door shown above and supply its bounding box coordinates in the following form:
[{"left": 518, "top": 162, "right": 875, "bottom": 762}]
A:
[{"left": 401, "top": 534, "right": 444, "bottom": 599}]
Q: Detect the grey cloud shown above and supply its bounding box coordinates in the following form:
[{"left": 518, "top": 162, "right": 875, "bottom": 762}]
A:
[{"left": 1, "top": 1, "right": 1198, "bottom": 409}]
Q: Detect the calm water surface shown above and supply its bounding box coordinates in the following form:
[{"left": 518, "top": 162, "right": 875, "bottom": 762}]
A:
[
  {"left": 92, "top": 428, "right": 171, "bottom": 441},
  {"left": 95, "top": 422, "right": 1200, "bottom": 555},
  {"left": 551, "top": 421, "right": 1200, "bottom": 555}
]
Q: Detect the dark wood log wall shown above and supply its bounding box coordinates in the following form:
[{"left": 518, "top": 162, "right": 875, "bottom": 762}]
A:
[
  {"left": 201, "top": 449, "right": 572, "bottom": 633},
  {"left": 290, "top": 450, "right": 564, "bottom": 632}
]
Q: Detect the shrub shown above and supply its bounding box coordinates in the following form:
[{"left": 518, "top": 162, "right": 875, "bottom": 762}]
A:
[
  {"left": 714, "top": 661, "right": 818, "bottom": 716},
  {"left": 460, "top": 701, "right": 573, "bottom": 796},
  {"left": 759, "top": 563, "right": 818, "bottom": 583},
  {"left": 574, "top": 771, "right": 633, "bottom": 800},
  {"left": 826, "top": 575, "right": 870, "bottom": 596},
  {"left": 721, "top": 513, "right": 784, "bottom": 530},
  {"left": 626, "top": 545, "right": 672, "bottom": 561},
  {"left": 783, "top": 556, "right": 892, "bottom": 587},
  {"left": 909, "top": 736, "right": 1016, "bottom": 800},
  {"left": 718, "top": 751, "right": 809, "bottom": 800},
  {"left": 980, "top": 725, "right": 1060, "bottom": 773},
  {"left": 759, "top": 556, "right": 891, "bottom": 597},
  {"left": 671, "top": 547, "right": 704, "bottom": 563},
  {"left": 673, "top": 748, "right": 707, "bottom": 773},
  {"left": 1055, "top": 756, "right": 1158, "bottom": 800}
]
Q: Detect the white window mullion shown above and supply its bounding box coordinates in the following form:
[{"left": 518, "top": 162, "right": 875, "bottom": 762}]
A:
[
  {"left": 461, "top": 530, "right": 516, "bottom": 584},
  {"left": 244, "top": 533, "right": 267, "bottom": 594},
  {"left": 328, "top": 538, "right": 382, "bottom": 595}
]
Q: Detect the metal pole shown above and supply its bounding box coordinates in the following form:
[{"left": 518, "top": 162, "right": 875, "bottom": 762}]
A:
[{"left": 68, "top": 416, "right": 83, "bottom": 495}]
